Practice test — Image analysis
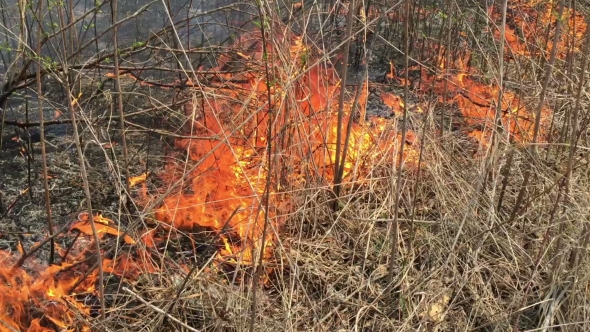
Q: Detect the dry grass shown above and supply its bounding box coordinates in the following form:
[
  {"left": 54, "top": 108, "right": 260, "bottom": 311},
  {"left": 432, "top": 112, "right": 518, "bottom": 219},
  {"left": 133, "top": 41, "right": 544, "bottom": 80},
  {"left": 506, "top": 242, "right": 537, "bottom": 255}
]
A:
[
  {"left": 2, "top": 0, "right": 590, "bottom": 331},
  {"left": 92, "top": 129, "right": 590, "bottom": 331},
  {"left": 91, "top": 5, "right": 590, "bottom": 331}
]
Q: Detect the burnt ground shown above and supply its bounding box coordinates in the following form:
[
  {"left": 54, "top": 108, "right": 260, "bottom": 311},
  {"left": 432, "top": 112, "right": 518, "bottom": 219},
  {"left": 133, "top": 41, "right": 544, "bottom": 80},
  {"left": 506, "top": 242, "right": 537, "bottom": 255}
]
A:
[
  {"left": 0, "top": 51, "right": 441, "bottom": 264},
  {"left": 0, "top": 84, "right": 172, "bottom": 261}
]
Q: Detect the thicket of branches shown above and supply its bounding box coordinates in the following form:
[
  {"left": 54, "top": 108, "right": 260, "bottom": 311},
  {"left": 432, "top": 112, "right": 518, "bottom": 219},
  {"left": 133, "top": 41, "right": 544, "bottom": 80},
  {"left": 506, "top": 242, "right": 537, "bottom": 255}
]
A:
[{"left": 1, "top": 0, "right": 590, "bottom": 330}]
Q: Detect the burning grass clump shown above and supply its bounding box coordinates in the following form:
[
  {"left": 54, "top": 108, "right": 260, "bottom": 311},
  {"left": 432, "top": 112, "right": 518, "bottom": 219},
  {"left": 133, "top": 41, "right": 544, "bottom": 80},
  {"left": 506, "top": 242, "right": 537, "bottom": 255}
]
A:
[{"left": 149, "top": 25, "right": 421, "bottom": 273}]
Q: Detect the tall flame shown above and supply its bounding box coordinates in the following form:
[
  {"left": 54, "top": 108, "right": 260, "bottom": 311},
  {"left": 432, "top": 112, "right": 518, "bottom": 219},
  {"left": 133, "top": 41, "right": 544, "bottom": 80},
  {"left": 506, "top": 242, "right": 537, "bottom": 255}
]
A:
[{"left": 154, "top": 30, "right": 418, "bottom": 265}]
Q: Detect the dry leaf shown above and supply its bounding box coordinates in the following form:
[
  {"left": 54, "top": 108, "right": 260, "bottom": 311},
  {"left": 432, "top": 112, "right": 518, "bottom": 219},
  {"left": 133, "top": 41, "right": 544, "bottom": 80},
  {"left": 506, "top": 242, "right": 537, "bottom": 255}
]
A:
[
  {"left": 101, "top": 142, "right": 117, "bottom": 149},
  {"left": 129, "top": 172, "right": 149, "bottom": 187},
  {"left": 381, "top": 93, "right": 404, "bottom": 117},
  {"left": 426, "top": 292, "right": 451, "bottom": 322},
  {"left": 71, "top": 214, "right": 136, "bottom": 245}
]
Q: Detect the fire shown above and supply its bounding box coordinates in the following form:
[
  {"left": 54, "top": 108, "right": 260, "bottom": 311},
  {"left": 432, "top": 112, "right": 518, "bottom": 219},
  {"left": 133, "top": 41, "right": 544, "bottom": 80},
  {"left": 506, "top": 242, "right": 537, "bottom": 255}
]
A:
[
  {"left": 70, "top": 213, "right": 136, "bottom": 245},
  {"left": 128, "top": 172, "right": 149, "bottom": 188},
  {"left": 0, "top": 253, "right": 90, "bottom": 331},
  {"left": 154, "top": 29, "right": 419, "bottom": 266},
  {"left": 414, "top": 48, "right": 550, "bottom": 148},
  {"left": 489, "top": 0, "right": 586, "bottom": 59},
  {"left": 0, "top": 213, "right": 158, "bottom": 331},
  {"left": 0, "top": 0, "right": 571, "bottom": 329}
]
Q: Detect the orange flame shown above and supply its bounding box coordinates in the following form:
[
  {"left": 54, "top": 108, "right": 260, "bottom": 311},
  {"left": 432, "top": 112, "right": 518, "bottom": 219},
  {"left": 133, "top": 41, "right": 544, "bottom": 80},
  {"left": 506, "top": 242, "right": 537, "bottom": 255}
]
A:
[
  {"left": 154, "top": 30, "right": 420, "bottom": 266},
  {"left": 0, "top": 211, "right": 159, "bottom": 331},
  {"left": 489, "top": 1, "right": 587, "bottom": 59},
  {"left": 0, "top": 1, "right": 570, "bottom": 327}
]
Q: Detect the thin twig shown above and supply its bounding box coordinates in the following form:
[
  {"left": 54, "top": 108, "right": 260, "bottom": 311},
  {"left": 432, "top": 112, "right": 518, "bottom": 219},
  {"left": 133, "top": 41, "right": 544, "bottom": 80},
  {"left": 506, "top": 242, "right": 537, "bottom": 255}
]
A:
[
  {"left": 386, "top": 0, "right": 411, "bottom": 293},
  {"left": 63, "top": 75, "right": 106, "bottom": 320},
  {"left": 35, "top": 0, "right": 54, "bottom": 265},
  {"left": 0, "top": 188, "right": 29, "bottom": 220},
  {"left": 332, "top": 0, "right": 356, "bottom": 206},
  {"left": 507, "top": 0, "right": 565, "bottom": 225},
  {"left": 12, "top": 221, "right": 71, "bottom": 269},
  {"left": 111, "top": 0, "right": 131, "bottom": 196},
  {"left": 122, "top": 287, "right": 202, "bottom": 332},
  {"left": 249, "top": 3, "right": 275, "bottom": 331}
]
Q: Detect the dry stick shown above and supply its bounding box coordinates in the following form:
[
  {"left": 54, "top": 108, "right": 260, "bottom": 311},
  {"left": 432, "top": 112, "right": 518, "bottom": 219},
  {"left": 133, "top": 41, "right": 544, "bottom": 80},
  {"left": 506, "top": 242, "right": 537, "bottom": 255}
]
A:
[
  {"left": 3, "top": 118, "right": 74, "bottom": 127},
  {"left": 34, "top": 0, "right": 55, "bottom": 265},
  {"left": 506, "top": 0, "right": 565, "bottom": 226},
  {"left": 386, "top": 0, "right": 410, "bottom": 295},
  {"left": 68, "top": 0, "right": 77, "bottom": 71},
  {"left": 496, "top": 149, "right": 514, "bottom": 212},
  {"left": 490, "top": 0, "right": 508, "bottom": 169},
  {"left": 122, "top": 287, "right": 201, "bottom": 332},
  {"left": 162, "top": 0, "right": 182, "bottom": 84},
  {"left": 111, "top": 0, "right": 130, "bottom": 196},
  {"left": 249, "top": 4, "right": 275, "bottom": 331},
  {"left": 509, "top": 0, "right": 566, "bottom": 329},
  {"left": 15, "top": 0, "right": 26, "bottom": 66},
  {"left": 478, "top": 0, "right": 509, "bottom": 238},
  {"left": 67, "top": 0, "right": 79, "bottom": 95},
  {"left": 336, "top": 6, "right": 385, "bottom": 191},
  {"left": 63, "top": 78, "right": 106, "bottom": 320},
  {"left": 566, "top": 16, "right": 590, "bottom": 274},
  {"left": 440, "top": 0, "right": 453, "bottom": 136},
  {"left": 23, "top": 104, "right": 34, "bottom": 200},
  {"left": 0, "top": 184, "right": 29, "bottom": 217},
  {"left": 60, "top": 231, "right": 82, "bottom": 262},
  {"left": 12, "top": 221, "right": 71, "bottom": 269},
  {"left": 332, "top": 0, "right": 355, "bottom": 207},
  {"left": 336, "top": 81, "right": 362, "bottom": 185},
  {"left": 548, "top": 19, "right": 590, "bottom": 322},
  {"left": 406, "top": 0, "right": 426, "bottom": 256},
  {"left": 408, "top": 99, "right": 433, "bottom": 252}
]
